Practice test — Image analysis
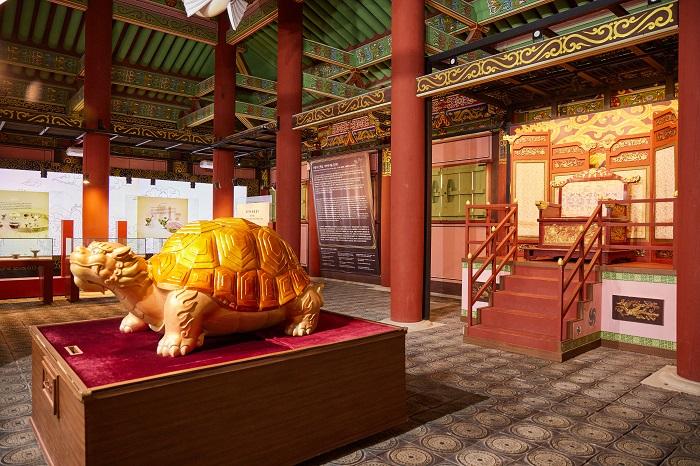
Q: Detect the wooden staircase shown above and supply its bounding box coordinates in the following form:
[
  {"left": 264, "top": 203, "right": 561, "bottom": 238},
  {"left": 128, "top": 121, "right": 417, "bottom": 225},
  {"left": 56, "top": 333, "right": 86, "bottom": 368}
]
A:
[
  {"left": 464, "top": 203, "right": 604, "bottom": 362},
  {"left": 466, "top": 264, "right": 598, "bottom": 361}
]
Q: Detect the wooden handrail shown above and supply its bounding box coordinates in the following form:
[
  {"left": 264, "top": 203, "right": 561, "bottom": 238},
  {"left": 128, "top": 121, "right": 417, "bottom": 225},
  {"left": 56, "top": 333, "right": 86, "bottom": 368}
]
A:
[
  {"left": 558, "top": 203, "right": 603, "bottom": 341},
  {"left": 466, "top": 204, "right": 518, "bottom": 328}
]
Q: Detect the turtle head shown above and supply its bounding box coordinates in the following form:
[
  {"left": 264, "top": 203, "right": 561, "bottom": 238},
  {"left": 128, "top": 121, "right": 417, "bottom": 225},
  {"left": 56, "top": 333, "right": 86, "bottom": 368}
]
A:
[{"left": 70, "top": 242, "right": 149, "bottom": 292}]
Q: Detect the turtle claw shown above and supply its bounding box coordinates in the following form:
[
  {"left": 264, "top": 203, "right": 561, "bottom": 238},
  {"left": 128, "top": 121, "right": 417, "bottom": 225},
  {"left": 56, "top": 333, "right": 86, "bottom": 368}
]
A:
[
  {"left": 157, "top": 332, "right": 201, "bottom": 357},
  {"left": 285, "top": 314, "right": 318, "bottom": 337}
]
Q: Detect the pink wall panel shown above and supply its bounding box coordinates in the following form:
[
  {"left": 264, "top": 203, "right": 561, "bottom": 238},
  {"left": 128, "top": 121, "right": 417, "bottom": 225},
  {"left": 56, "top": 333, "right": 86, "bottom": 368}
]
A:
[
  {"left": 432, "top": 135, "right": 491, "bottom": 166},
  {"left": 602, "top": 279, "right": 676, "bottom": 342},
  {"left": 431, "top": 224, "right": 465, "bottom": 281}
]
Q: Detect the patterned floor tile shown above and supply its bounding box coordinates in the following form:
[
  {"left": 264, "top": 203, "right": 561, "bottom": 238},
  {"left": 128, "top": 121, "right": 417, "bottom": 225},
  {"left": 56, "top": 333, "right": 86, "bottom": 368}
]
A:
[{"left": 0, "top": 282, "right": 697, "bottom": 466}]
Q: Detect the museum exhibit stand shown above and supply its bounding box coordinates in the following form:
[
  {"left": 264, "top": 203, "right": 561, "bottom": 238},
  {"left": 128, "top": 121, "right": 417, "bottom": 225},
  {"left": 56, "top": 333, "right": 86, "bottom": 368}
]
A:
[
  {"left": 30, "top": 312, "right": 407, "bottom": 466},
  {"left": 0, "top": 238, "right": 54, "bottom": 304}
]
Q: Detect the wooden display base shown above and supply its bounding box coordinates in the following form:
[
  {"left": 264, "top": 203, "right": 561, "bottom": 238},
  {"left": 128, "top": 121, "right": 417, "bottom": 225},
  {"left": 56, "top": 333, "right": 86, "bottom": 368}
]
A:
[
  {"left": 522, "top": 245, "right": 636, "bottom": 264},
  {"left": 30, "top": 317, "right": 407, "bottom": 466}
]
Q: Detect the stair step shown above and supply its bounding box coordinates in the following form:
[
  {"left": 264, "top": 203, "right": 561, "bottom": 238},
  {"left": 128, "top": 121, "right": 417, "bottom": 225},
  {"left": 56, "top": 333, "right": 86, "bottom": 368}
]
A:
[
  {"left": 510, "top": 264, "right": 597, "bottom": 281},
  {"left": 467, "top": 325, "right": 561, "bottom": 353},
  {"left": 479, "top": 306, "right": 562, "bottom": 336},
  {"left": 501, "top": 275, "right": 559, "bottom": 295},
  {"left": 493, "top": 290, "right": 560, "bottom": 313}
]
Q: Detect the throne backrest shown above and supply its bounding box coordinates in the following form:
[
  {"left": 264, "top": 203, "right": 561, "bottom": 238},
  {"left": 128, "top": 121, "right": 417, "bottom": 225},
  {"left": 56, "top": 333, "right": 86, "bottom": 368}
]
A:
[{"left": 554, "top": 168, "right": 631, "bottom": 218}]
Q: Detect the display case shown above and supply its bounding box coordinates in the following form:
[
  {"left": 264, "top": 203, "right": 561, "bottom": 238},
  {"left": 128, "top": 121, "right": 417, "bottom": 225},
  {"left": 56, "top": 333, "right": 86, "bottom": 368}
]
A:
[{"left": 0, "top": 238, "right": 53, "bottom": 258}]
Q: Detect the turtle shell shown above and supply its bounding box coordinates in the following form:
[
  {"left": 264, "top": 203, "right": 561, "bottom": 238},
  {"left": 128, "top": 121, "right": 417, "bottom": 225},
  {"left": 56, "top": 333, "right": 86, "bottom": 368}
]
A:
[{"left": 148, "top": 218, "right": 310, "bottom": 311}]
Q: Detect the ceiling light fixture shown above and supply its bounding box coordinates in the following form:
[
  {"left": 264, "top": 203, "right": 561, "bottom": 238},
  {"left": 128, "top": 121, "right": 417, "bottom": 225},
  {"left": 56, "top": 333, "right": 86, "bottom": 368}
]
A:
[{"left": 83, "top": 174, "right": 90, "bottom": 185}]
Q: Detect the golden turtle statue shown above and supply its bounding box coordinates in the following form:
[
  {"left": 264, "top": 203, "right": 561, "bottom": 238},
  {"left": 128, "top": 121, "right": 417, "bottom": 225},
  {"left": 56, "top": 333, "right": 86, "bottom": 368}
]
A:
[{"left": 69, "top": 218, "right": 324, "bottom": 357}]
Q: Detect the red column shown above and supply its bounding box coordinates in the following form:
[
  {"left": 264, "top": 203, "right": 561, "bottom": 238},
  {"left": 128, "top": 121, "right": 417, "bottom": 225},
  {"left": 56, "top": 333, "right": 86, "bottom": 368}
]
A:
[
  {"left": 677, "top": 0, "right": 700, "bottom": 382},
  {"left": 82, "top": 0, "right": 111, "bottom": 241},
  {"left": 390, "top": 0, "right": 425, "bottom": 322},
  {"left": 117, "top": 220, "right": 127, "bottom": 244},
  {"left": 213, "top": 14, "right": 236, "bottom": 218},
  {"left": 275, "top": 0, "right": 303, "bottom": 255},
  {"left": 380, "top": 149, "right": 391, "bottom": 287},
  {"left": 306, "top": 179, "right": 321, "bottom": 276}
]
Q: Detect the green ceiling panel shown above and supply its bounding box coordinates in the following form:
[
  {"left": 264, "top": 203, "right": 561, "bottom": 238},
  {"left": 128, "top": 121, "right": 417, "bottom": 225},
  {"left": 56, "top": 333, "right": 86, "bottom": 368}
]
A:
[
  {"left": 180, "top": 42, "right": 206, "bottom": 76},
  {"left": 151, "top": 34, "right": 176, "bottom": 69},
  {"left": 195, "top": 48, "right": 215, "bottom": 78},
  {"left": 47, "top": 5, "right": 67, "bottom": 49},
  {"left": 31, "top": 1, "right": 51, "bottom": 45},
  {"left": 171, "top": 39, "right": 195, "bottom": 74},
  {"left": 140, "top": 31, "right": 164, "bottom": 66},
  {"left": 128, "top": 28, "right": 152, "bottom": 65},
  {"left": 116, "top": 24, "right": 140, "bottom": 62},
  {"left": 112, "top": 22, "right": 126, "bottom": 51},
  {"left": 63, "top": 10, "right": 83, "bottom": 52},
  {"left": 76, "top": 26, "right": 85, "bottom": 55},
  {"left": 1, "top": 1, "right": 17, "bottom": 40},
  {"left": 161, "top": 36, "right": 186, "bottom": 73},
  {"left": 17, "top": 0, "right": 35, "bottom": 42}
]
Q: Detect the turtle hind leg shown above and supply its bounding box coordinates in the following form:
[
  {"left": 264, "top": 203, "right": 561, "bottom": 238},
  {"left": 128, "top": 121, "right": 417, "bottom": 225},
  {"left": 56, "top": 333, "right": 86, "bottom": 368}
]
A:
[
  {"left": 284, "top": 282, "right": 324, "bottom": 336},
  {"left": 157, "top": 289, "right": 212, "bottom": 357}
]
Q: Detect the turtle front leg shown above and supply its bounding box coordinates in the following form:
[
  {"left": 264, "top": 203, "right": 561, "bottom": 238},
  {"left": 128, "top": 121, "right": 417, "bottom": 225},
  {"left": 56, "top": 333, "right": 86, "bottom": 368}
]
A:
[
  {"left": 285, "top": 283, "right": 324, "bottom": 336},
  {"left": 119, "top": 312, "right": 148, "bottom": 333},
  {"left": 157, "top": 289, "right": 211, "bottom": 357}
]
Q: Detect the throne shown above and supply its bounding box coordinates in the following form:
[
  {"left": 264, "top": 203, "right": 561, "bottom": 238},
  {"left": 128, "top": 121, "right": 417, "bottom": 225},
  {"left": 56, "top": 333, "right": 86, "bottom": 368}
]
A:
[{"left": 523, "top": 167, "right": 640, "bottom": 264}]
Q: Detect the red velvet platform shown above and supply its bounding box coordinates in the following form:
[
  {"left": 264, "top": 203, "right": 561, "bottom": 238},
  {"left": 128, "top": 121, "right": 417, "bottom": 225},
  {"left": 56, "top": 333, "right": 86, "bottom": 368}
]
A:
[
  {"left": 37, "top": 311, "right": 397, "bottom": 389},
  {"left": 31, "top": 311, "right": 407, "bottom": 466}
]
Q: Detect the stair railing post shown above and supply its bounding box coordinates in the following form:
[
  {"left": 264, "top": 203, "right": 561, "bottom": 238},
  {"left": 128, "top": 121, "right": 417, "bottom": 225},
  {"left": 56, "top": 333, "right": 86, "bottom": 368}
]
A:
[
  {"left": 467, "top": 252, "right": 473, "bottom": 328},
  {"left": 513, "top": 205, "right": 518, "bottom": 274},
  {"left": 558, "top": 257, "right": 564, "bottom": 342}
]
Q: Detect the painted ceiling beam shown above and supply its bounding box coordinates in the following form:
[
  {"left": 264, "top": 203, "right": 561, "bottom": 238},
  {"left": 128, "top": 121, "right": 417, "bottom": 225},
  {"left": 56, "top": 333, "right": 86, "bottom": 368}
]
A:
[
  {"left": 417, "top": 2, "right": 678, "bottom": 98},
  {"left": 45, "top": 0, "right": 218, "bottom": 44},
  {"left": 67, "top": 86, "right": 84, "bottom": 113},
  {"left": 226, "top": 0, "right": 278, "bottom": 44},
  {"left": 112, "top": 96, "right": 188, "bottom": 122},
  {"left": 302, "top": 74, "right": 365, "bottom": 100},
  {"left": 425, "top": 14, "right": 471, "bottom": 36},
  {"left": 303, "top": 39, "right": 356, "bottom": 68},
  {"left": 426, "top": 0, "right": 478, "bottom": 26},
  {"left": 0, "top": 42, "right": 80, "bottom": 76},
  {"left": 179, "top": 101, "right": 277, "bottom": 129},
  {"left": 470, "top": 0, "right": 558, "bottom": 25},
  {"left": 293, "top": 87, "right": 392, "bottom": 130},
  {"left": 0, "top": 77, "right": 74, "bottom": 107}
]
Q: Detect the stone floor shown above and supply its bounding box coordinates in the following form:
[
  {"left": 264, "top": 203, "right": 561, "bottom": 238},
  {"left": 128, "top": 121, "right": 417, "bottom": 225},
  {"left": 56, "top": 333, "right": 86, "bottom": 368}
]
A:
[{"left": 0, "top": 280, "right": 699, "bottom": 465}]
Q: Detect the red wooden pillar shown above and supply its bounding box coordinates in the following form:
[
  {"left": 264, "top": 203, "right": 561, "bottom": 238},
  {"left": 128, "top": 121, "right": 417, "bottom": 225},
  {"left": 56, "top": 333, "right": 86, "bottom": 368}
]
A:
[
  {"left": 677, "top": 0, "right": 700, "bottom": 382},
  {"left": 117, "top": 220, "right": 127, "bottom": 244},
  {"left": 213, "top": 14, "right": 236, "bottom": 218},
  {"left": 275, "top": 0, "right": 303, "bottom": 255},
  {"left": 380, "top": 149, "right": 391, "bottom": 288},
  {"left": 390, "top": 0, "right": 425, "bottom": 322},
  {"left": 82, "top": 0, "right": 112, "bottom": 241},
  {"left": 306, "top": 179, "right": 321, "bottom": 276}
]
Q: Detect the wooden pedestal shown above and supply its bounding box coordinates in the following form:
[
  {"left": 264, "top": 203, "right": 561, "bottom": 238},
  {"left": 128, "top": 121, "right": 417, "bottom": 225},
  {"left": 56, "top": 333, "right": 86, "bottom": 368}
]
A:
[{"left": 30, "top": 322, "right": 406, "bottom": 466}]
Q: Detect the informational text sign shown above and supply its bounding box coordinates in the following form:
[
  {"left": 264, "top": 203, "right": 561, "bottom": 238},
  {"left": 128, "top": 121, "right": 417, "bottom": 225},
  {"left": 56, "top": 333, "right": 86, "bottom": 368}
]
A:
[
  {"left": 310, "top": 153, "right": 378, "bottom": 275},
  {"left": 236, "top": 202, "right": 270, "bottom": 226}
]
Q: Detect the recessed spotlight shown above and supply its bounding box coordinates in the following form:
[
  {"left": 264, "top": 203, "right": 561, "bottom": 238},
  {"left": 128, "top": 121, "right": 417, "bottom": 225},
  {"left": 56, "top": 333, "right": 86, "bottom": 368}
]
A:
[
  {"left": 532, "top": 30, "right": 543, "bottom": 41},
  {"left": 449, "top": 57, "right": 456, "bottom": 65}
]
